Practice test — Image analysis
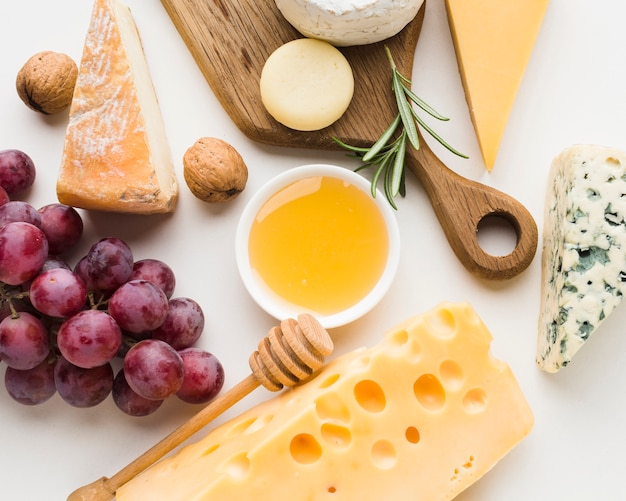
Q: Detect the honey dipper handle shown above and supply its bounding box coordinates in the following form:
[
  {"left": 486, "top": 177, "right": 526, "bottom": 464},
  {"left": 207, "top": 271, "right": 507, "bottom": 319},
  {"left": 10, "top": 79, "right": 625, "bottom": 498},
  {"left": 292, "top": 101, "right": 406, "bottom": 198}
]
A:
[
  {"left": 408, "top": 139, "right": 538, "bottom": 281},
  {"left": 67, "top": 313, "right": 333, "bottom": 501},
  {"left": 66, "top": 374, "right": 260, "bottom": 501}
]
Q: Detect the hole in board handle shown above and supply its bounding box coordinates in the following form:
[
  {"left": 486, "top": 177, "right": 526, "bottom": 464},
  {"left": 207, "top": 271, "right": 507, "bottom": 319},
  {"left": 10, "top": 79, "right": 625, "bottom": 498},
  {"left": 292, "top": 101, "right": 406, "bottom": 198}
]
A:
[{"left": 476, "top": 214, "right": 519, "bottom": 257}]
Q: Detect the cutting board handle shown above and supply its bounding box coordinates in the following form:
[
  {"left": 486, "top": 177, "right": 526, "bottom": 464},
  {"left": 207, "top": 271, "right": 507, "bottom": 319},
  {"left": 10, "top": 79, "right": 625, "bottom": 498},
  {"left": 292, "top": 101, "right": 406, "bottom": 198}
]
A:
[{"left": 408, "top": 139, "right": 538, "bottom": 280}]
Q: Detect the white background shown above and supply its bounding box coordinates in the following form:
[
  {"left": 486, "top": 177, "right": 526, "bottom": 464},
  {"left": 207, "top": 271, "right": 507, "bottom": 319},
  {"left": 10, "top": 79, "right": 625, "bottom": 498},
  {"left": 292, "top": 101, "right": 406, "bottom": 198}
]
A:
[{"left": 1, "top": 0, "right": 625, "bottom": 499}]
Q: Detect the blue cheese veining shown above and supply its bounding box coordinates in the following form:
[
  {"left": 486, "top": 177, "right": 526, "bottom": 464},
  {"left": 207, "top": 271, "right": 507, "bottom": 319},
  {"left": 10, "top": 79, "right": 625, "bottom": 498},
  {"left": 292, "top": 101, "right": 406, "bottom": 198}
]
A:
[{"left": 537, "top": 145, "right": 626, "bottom": 372}]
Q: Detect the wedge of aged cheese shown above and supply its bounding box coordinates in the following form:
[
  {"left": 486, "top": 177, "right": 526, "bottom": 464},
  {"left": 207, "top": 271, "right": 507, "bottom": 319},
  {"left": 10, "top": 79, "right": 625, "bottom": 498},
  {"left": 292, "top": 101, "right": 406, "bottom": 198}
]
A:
[
  {"left": 117, "top": 302, "right": 533, "bottom": 501},
  {"left": 538, "top": 145, "right": 626, "bottom": 372},
  {"left": 57, "top": 0, "right": 177, "bottom": 214},
  {"left": 445, "top": 0, "right": 549, "bottom": 170},
  {"left": 274, "top": 0, "right": 424, "bottom": 46}
]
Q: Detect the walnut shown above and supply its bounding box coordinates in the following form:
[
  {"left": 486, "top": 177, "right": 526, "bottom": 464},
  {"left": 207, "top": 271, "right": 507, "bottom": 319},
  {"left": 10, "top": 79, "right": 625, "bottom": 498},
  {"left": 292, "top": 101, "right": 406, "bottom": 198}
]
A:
[
  {"left": 16, "top": 51, "right": 78, "bottom": 115},
  {"left": 183, "top": 137, "right": 248, "bottom": 203}
]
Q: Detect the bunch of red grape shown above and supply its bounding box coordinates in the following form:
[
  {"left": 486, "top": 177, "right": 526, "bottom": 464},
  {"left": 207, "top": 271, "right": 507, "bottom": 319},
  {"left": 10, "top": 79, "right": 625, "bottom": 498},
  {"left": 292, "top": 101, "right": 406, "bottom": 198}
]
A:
[{"left": 0, "top": 149, "right": 224, "bottom": 416}]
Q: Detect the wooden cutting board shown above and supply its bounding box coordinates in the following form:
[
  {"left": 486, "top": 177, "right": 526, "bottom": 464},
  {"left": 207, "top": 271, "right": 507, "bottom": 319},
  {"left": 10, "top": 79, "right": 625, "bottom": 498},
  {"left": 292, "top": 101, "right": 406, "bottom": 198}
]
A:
[
  {"left": 160, "top": 0, "right": 416, "bottom": 149},
  {"left": 160, "top": 0, "right": 538, "bottom": 280}
]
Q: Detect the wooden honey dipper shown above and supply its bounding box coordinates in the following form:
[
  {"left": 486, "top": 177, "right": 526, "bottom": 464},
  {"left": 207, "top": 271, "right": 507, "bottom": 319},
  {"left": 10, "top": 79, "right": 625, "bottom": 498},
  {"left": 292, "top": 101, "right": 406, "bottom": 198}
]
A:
[{"left": 67, "top": 313, "right": 333, "bottom": 501}]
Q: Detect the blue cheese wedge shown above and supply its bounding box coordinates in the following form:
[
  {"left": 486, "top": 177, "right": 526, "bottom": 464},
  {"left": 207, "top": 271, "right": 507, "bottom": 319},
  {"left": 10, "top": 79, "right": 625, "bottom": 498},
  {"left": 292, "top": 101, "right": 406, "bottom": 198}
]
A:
[{"left": 537, "top": 144, "right": 626, "bottom": 372}]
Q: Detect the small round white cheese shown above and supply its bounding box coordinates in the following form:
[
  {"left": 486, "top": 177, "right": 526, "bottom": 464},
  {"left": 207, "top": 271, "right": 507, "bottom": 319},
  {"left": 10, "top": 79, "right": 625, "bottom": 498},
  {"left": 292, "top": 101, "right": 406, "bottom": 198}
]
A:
[
  {"left": 260, "top": 38, "right": 354, "bottom": 131},
  {"left": 275, "top": 0, "right": 424, "bottom": 46}
]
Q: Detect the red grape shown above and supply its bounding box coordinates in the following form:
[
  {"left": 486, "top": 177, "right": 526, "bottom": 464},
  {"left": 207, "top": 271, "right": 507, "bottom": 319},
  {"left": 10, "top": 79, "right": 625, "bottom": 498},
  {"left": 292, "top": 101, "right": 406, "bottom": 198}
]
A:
[
  {"left": 0, "top": 186, "right": 9, "bottom": 206},
  {"left": 130, "top": 258, "right": 176, "bottom": 298},
  {"left": 40, "top": 255, "right": 72, "bottom": 272},
  {"left": 124, "top": 339, "right": 184, "bottom": 400},
  {"left": 54, "top": 357, "right": 113, "bottom": 408},
  {"left": 85, "top": 237, "right": 133, "bottom": 292},
  {"left": 0, "top": 312, "right": 49, "bottom": 370},
  {"left": 0, "top": 149, "right": 36, "bottom": 195},
  {"left": 57, "top": 309, "right": 122, "bottom": 368},
  {"left": 0, "top": 222, "right": 48, "bottom": 285},
  {"left": 4, "top": 357, "right": 56, "bottom": 405},
  {"left": 29, "top": 268, "right": 87, "bottom": 318},
  {"left": 108, "top": 280, "right": 169, "bottom": 333},
  {"left": 37, "top": 203, "right": 83, "bottom": 255},
  {"left": 73, "top": 255, "right": 98, "bottom": 292},
  {"left": 176, "top": 348, "right": 224, "bottom": 404},
  {"left": 0, "top": 226, "right": 220, "bottom": 416},
  {"left": 0, "top": 200, "right": 42, "bottom": 228},
  {"left": 112, "top": 368, "right": 164, "bottom": 417},
  {"left": 151, "top": 297, "right": 205, "bottom": 350}
]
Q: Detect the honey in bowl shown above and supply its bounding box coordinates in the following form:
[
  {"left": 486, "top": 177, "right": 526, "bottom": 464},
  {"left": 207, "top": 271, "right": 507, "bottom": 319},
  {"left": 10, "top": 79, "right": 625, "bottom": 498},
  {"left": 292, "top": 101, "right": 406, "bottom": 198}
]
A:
[
  {"left": 248, "top": 175, "right": 389, "bottom": 315},
  {"left": 236, "top": 163, "right": 400, "bottom": 328}
]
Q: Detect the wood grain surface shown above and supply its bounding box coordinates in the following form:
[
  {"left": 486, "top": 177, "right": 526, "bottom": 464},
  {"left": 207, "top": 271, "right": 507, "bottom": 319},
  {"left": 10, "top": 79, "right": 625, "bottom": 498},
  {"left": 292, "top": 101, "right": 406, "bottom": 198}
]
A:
[
  {"left": 159, "top": 0, "right": 538, "bottom": 280},
  {"left": 160, "top": 0, "right": 421, "bottom": 149}
]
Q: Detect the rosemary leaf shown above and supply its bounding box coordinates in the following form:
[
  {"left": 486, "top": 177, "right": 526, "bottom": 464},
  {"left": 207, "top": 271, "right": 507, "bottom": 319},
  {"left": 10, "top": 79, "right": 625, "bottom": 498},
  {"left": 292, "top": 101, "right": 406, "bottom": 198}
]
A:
[
  {"left": 397, "top": 71, "right": 412, "bottom": 86},
  {"left": 411, "top": 108, "right": 469, "bottom": 159},
  {"left": 363, "top": 113, "right": 401, "bottom": 162},
  {"left": 371, "top": 159, "right": 388, "bottom": 199},
  {"left": 391, "top": 130, "right": 407, "bottom": 197},
  {"left": 376, "top": 143, "right": 398, "bottom": 171},
  {"left": 383, "top": 158, "right": 398, "bottom": 210},
  {"left": 393, "top": 72, "right": 419, "bottom": 150},
  {"left": 385, "top": 45, "right": 398, "bottom": 72},
  {"left": 354, "top": 161, "right": 379, "bottom": 172},
  {"left": 332, "top": 137, "right": 369, "bottom": 154},
  {"left": 399, "top": 169, "right": 406, "bottom": 197},
  {"left": 402, "top": 83, "right": 449, "bottom": 121}
]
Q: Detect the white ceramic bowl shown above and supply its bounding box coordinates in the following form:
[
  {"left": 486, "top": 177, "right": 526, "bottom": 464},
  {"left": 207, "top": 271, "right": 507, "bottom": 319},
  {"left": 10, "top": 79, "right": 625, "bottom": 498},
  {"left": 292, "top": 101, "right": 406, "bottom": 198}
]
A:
[{"left": 235, "top": 164, "right": 400, "bottom": 329}]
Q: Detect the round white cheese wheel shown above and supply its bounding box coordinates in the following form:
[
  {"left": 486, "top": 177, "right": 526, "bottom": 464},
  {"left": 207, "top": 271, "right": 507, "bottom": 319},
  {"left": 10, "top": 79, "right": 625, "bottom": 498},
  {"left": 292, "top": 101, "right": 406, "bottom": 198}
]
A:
[
  {"left": 275, "top": 0, "right": 424, "bottom": 46},
  {"left": 260, "top": 38, "right": 354, "bottom": 131}
]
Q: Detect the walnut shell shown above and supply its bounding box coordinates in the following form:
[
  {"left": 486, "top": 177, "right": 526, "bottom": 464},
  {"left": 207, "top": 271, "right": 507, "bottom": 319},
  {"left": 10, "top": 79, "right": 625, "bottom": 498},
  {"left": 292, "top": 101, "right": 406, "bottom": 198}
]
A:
[
  {"left": 183, "top": 137, "right": 248, "bottom": 203},
  {"left": 16, "top": 51, "right": 78, "bottom": 115}
]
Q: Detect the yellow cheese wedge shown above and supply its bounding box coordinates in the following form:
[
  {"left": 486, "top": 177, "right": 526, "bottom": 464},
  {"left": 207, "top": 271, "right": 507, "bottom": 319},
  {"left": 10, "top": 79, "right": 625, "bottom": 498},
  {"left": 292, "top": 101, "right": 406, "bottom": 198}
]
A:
[
  {"left": 445, "top": 0, "right": 549, "bottom": 170},
  {"left": 57, "top": 0, "right": 178, "bottom": 214},
  {"left": 117, "top": 302, "right": 533, "bottom": 501}
]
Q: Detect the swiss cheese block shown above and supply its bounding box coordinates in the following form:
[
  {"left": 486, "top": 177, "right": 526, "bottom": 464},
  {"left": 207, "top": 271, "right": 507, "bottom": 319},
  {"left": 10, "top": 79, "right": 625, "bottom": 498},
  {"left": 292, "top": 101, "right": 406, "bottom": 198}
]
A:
[
  {"left": 538, "top": 145, "right": 626, "bottom": 372},
  {"left": 56, "top": 0, "right": 177, "bottom": 214},
  {"left": 260, "top": 38, "right": 354, "bottom": 131},
  {"left": 445, "top": 0, "right": 549, "bottom": 170},
  {"left": 117, "top": 302, "right": 533, "bottom": 500}
]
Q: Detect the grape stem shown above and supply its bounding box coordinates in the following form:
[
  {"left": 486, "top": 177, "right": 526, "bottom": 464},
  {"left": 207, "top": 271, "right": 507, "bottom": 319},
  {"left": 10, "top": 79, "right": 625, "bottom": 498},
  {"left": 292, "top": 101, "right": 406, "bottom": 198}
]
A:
[
  {"left": 0, "top": 282, "right": 30, "bottom": 319},
  {"left": 87, "top": 291, "right": 109, "bottom": 310}
]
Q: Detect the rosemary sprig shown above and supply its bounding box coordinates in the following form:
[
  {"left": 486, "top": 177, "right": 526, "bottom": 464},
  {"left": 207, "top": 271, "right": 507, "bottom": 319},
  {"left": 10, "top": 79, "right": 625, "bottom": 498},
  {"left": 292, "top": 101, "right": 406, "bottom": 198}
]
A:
[{"left": 334, "top": 46, "right": 468, "bottom": 209}]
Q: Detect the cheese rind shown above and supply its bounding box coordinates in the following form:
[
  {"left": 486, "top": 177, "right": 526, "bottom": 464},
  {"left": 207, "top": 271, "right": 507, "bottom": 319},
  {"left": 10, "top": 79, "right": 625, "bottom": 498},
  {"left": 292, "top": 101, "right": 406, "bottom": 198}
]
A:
[
  {"left": 445, "top": 0, "right": 549, "bottom": 170},
  {"left": 275, "top": 0, "right": 424, "bottom": 47},
  {"left": 538, "top": 145, "right": 626, "bottom": 372},
  {"left": 117, "top": 302, "right": 533, "bottom": 500},
  {"left": 56, "top": 0, "right": 177, "bottom": 214}
]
